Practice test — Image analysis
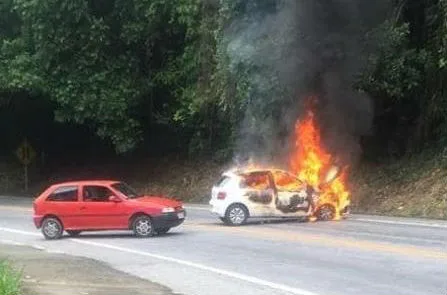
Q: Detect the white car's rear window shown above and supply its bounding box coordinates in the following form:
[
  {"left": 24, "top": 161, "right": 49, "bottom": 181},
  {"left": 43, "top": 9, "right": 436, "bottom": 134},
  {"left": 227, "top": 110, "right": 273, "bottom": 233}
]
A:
[{"left": 215, "top": 176, "right": 232, "bottom": 187}]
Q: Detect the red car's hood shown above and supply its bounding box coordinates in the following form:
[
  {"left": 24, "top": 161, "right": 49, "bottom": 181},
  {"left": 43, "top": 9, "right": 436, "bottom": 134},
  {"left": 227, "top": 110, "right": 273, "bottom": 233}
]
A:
[{"left": 133, "top": 196, "right": 182, "bottom": 208}]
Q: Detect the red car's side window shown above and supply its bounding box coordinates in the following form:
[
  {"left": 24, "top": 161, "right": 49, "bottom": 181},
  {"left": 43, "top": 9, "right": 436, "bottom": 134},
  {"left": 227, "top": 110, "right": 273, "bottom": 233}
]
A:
[
  {"left": 82, "top": 186, "right": 114, "bottom": 202},
  {"left": 46, "top": 186, "right": 78, "bottom": 202}
]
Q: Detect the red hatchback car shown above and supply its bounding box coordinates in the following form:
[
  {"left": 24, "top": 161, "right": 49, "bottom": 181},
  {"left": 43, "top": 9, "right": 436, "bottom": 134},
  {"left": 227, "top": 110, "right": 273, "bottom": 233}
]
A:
[{"left": 33, "top": 180, "right": 185, "bottom": 239}]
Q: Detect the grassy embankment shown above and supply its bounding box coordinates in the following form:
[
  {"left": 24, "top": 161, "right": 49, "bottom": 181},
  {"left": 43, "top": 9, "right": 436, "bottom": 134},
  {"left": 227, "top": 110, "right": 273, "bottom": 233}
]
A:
[
  {"left": 1, "top": 152, "right": 446, "bottom": 219},
  {"left": 352, "top": 151, "right": 447, "bottom": 219},
  {"left": 0, "top": 261, "right": 21, "bottom": 295}
]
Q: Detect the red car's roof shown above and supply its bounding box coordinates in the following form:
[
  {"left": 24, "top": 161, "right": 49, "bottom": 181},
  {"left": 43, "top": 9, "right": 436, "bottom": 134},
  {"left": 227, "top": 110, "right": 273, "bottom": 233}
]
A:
[{"left": 49, "top": 180, "right": 121, "bottom": 187}]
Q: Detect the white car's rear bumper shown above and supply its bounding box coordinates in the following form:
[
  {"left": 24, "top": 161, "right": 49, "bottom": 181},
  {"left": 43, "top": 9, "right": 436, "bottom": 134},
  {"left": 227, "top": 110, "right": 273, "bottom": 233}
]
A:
[{"left": 209, "top": 199, "right": 227, "bottom": 217}]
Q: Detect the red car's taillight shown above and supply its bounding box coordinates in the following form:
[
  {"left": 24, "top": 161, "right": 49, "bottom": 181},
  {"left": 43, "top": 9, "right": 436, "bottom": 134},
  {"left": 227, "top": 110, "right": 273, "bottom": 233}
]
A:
[{"left": 217, "top": 192, "right": 226, "bottom": 200}]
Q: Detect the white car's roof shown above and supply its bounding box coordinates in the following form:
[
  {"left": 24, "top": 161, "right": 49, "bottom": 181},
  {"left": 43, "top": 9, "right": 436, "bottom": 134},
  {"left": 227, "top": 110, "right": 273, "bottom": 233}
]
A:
[{"left": 222, "top": 168, "right": 292, "bottom": 177}]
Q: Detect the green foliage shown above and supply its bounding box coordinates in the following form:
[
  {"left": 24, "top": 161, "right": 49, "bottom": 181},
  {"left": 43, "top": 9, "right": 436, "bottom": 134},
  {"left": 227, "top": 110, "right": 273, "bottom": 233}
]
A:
[
  {"left": 359, "top": 0, "right": 447, "bottom": 155},
  {"left": 156, "top": 0, "right": 247, "bottom": 155},
  {"left": 360, "top": 22, "right": 425, "bottom": 100},
  {"left": 0, "top": 0, "right": 204, "bottom": 153},
  {"left": 0, "top": 261, "right": 21, "bottom": 295},
  {"left": 0, "top": 0, "right": 447, "bottom": 158},
  {"left": 0, "top": 0, "right": 241, "bottom": 154}
]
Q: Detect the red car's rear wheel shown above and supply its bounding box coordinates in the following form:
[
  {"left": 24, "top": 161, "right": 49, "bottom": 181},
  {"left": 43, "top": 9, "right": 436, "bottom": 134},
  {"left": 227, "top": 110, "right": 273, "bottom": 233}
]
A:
[{"left": 42, "top": 217, "right": 64, "bottom": 240}]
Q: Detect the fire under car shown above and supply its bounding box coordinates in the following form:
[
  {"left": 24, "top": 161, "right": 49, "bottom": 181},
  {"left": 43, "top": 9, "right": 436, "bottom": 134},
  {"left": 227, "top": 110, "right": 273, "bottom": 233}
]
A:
[{"left": 209, "top": 168, "right": 350, "bottom": 226}]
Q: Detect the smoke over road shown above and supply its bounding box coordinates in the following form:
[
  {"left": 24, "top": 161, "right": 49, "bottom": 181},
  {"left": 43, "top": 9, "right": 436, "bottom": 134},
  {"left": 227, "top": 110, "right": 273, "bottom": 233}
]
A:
[{"left": 224, "top": 0, "right": 390, "bottom": 167}]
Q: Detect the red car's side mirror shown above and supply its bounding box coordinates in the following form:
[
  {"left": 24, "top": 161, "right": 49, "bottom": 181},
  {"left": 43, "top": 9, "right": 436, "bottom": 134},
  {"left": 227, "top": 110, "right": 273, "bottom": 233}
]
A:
[{"left": 108, "top": 195, "right": 122, "bottom": 203}]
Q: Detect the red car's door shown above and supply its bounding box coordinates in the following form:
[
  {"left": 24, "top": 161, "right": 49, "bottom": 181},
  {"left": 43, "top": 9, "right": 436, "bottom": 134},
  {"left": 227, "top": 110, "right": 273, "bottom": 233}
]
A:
[
  {"left": 43, "top": 185, "right": 82, "bottom": 229},
  {"left": 79, "top": 185, "right": 128, "bottom": 229}
]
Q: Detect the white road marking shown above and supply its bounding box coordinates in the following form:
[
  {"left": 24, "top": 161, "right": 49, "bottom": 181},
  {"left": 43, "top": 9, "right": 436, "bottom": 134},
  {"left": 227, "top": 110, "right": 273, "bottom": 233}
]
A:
[
  {"left": 0, "top": 205, "right": 32, "bottom": 212},
  {"left": 0, "top": 227, "right": 41, "bottom": 236},
  {"left": 0, "top": 239, "right": 26, "bottom": 246},
  {"left": 31, "top": 244, "right": 46, "bottom": 250},
  {"left": 45, "top": 249, "right": 66, "bottom": 254},
  {"left": 0, "top": 226, "right": 319, "bottom": 295},
  {"left": 184, "top": 205, "right": 209, "bottom": 211},
  {"left": 351, "top": 218, "right": 447, "bottom": 229},
  {"left": 71, "top": 239, "right": 319, "bottom": 295}
]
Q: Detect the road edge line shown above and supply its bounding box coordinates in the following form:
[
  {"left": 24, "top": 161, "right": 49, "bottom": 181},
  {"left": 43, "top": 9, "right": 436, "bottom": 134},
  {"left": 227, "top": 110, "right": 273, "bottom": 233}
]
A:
[
  {"left": 352, "top": 218, "right": 447, "bottom": 229},
  {"left": 0, "top": 227, "right": 41, "bottom": 236},
  {"left": 0, "top": 226, "right": 319, "bottom": 295},
  {"left": 71, "top": 238, "right": 319, "bottom": 295},
  {"left": 184, "top": 205, "right": 209, "bottom": 211}
]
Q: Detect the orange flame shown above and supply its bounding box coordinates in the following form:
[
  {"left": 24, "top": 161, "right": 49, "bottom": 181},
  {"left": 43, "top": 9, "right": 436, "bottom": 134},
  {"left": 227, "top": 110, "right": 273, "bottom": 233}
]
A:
[{"left": 290, "top": 108, "right": 350, "bottom": 219}]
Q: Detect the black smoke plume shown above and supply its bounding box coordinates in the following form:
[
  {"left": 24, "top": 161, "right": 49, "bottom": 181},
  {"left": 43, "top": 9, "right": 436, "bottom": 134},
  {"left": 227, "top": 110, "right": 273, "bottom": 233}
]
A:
[{"left": 224, "top": 0, "right": 391, "bottom": 167}]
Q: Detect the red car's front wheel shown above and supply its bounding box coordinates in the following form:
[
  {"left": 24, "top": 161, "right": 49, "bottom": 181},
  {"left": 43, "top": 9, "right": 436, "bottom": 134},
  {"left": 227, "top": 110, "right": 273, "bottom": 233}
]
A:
[{"left": 132, "top": 215, "right": 155, "bottom": 238}]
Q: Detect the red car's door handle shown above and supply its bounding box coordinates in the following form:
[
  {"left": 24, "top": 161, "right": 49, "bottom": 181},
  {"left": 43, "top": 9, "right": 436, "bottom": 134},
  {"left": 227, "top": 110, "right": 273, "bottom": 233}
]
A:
[{"left": 80, "top": 206, "right": 87, "bottom": 210}]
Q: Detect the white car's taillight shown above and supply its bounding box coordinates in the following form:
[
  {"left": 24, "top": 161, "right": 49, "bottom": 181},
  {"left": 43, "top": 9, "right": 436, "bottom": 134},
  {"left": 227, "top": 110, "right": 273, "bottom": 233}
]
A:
[
  {"left": 217, "top": 192, "right": 226, "bottom": 200},
  {"left": 162, "top": 207, "right": 175, "bottom": 213}
]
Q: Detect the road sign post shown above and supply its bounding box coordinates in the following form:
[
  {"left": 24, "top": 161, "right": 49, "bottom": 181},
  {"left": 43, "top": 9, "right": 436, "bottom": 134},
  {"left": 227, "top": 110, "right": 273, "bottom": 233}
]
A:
[{"left": 15, "top": 139, "right": 36, "bottom": 192}]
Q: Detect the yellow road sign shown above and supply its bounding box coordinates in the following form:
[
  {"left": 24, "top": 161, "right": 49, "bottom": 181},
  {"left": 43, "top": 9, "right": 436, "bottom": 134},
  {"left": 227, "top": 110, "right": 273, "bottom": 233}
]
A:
[{"left": 15, "top": 139, "right": 36, "bottom": 165}]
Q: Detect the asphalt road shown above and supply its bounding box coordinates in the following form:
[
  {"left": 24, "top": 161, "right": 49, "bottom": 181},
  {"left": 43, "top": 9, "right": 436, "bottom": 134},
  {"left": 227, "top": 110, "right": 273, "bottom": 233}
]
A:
[{"left": 0, "top": 197, "right": 446, "bottom": 295}]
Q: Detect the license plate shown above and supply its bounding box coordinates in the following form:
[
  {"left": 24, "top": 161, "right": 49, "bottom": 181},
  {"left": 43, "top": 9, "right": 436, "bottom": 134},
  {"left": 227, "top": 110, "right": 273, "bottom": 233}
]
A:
[{"left": 177, "top": 212, "right": 185, "bottom": 219}]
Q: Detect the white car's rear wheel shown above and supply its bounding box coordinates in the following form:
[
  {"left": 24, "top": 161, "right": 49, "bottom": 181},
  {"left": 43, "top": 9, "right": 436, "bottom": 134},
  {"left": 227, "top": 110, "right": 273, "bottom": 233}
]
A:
[{"left": 224, "top": 204, "right": 248, "bottom": 226}]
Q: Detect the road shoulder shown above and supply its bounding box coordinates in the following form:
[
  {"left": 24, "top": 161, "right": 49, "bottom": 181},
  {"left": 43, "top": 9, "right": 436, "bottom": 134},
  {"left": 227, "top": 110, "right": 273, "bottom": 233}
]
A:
[{"left": 0, "top": 243, "right": 177, "bottom": 295}]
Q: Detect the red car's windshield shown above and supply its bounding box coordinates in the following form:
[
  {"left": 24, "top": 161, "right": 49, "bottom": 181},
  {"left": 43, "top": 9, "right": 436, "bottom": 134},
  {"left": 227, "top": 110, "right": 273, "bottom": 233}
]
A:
[{"left": 111, "top": 182, "right": 141, "bottom": 199}]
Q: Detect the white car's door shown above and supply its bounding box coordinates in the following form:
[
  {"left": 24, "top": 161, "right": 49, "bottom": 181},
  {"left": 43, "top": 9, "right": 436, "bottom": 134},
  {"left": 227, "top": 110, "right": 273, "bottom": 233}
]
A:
[
  {"left": 241, "top": 188, "right": 276, "bottom": 217},
  {"left": 271, "top": 170, "right": 310, "bottom": 217},
  {"left": 239, "top": 172, "right": 277, "bottom": 217}
]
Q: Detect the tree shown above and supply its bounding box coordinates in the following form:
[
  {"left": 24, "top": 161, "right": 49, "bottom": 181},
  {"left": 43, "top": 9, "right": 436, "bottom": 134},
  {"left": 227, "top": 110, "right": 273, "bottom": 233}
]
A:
[
  {"left": 0, "top": 0, "right": 205, "bottom": 153},
  {"left": 359, "top": 0, "right": 447, "bottom": 156}
]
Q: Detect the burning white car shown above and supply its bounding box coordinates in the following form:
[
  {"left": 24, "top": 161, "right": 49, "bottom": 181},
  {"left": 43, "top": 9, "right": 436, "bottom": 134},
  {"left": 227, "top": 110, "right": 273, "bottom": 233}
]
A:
[{"left": 209, "top": 168, "right": 350, "bottom": 226}]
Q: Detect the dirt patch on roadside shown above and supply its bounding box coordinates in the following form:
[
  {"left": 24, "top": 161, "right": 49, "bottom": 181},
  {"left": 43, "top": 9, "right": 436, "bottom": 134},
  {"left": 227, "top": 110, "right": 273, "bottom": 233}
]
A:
[
  {"left": 351, "top": 152, "right": 447, "bottom": 219},
  {"left": 0, "top": 243, "right": 178, "bottom": 295}
]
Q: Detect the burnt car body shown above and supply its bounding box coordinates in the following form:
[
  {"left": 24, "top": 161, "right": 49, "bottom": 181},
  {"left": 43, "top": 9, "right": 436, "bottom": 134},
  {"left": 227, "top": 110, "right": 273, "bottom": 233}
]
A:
[{"left": 210, "top": 168, "right": 347, "bottom": 225}]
